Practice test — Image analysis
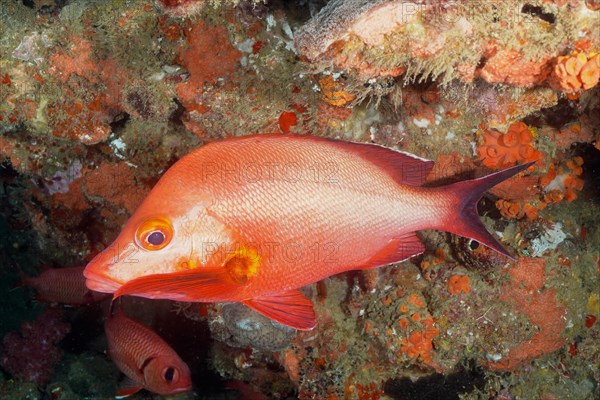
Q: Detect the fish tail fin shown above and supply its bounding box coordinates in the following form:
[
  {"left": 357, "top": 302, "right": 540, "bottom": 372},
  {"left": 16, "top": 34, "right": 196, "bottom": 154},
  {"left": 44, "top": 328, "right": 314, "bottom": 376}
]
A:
[
  {"left": 11, "top": 263, "right": 31, "bottom": 290},
  {"left": 445, "top": 161, "right": 537, "bottom": 260}
]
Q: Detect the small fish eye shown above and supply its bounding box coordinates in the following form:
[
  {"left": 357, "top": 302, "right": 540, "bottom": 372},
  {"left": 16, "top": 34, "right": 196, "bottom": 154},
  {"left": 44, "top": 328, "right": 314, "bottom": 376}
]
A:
[
  {"left": 163, "top": 366, "right": 177, "bottom": 383},
  {"left": 468, "top": 239, "right": 480, "bottom": 250},
  {"left": 147, "top": 231, "right": 165, "bottom": 246}
]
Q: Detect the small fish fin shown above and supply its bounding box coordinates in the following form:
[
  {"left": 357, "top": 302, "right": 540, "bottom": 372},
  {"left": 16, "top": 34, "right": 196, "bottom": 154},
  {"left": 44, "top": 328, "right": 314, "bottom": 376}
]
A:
[
  {"left": 243, "top": 290, "right": 317, "bottom": 331},
  {"left": 14, "top": 262, "right": 40, "bottom": 289},
  {"left": 362, "top": 232, "right": 425, "bottom": 268},
  {"left": 114, "top": 268, "right": 239, "bottom": 301},
  {"left": 330, "top": 139, "right": 434, "bottom": 186},
  {"left": 14, "top": 272, "right": 29, "bottom": 290},
  {"left": 115, "top": 377, "right": 142, "bottom": 399},
  {"left": 446, "top": 160, "right": 537, "bottom": 260},
  {"left": 15, "top": 273, "right": 43, "bottom": 300},
  {"left": 10, "top": 263, "right": 35, "bottom": 290}
]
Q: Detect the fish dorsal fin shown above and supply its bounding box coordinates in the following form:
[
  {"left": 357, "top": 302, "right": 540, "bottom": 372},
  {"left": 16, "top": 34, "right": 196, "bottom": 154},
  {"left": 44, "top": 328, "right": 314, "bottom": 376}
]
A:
[
  {"left": 115, "top": 377, "right": 142, "bottom": 399},
  {"left": 243, "top": 290, "right": 316, "bottom": 331},
  {"left": 226, "top": 134, "right": 434, "bottom": 186},
  {"left": 330, "top": 140, "right": 434, "bottom": 186},
  {"left": 361, "top": 231, "right": 425, "bottom": 269}
]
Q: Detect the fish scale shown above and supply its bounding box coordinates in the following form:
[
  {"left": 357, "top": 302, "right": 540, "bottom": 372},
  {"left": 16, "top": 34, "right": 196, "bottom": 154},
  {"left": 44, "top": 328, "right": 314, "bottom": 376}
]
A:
[
  {"left": 216, "top": 180, "right": 399, "bottom": 285},
  {"left": 22, "top": 266, "right": 108, "bottom": 305}
]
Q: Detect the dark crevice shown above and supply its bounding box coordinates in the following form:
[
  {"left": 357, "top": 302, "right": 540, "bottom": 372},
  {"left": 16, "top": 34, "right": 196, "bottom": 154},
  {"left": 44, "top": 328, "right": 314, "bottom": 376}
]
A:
[
  {"left": 476, "top": 56, "right": 488, "bottom": 69},
  {"left": 384, "top": 361, "right": 485, "bottom": 400},
  {"left": 522, "top": 97, "right": 578, "bottom": 129},
  {"left": 168, "top": 98, "right": 187, "bottom": 127},
  {"left": 575, "top": 143, "right": 600, "bottom": 204},
  {"left": 108, "top": 112, "right": 130, "bottom": 133},
  {"left": 521, "top": 4, "right": 555, "bottom": 24}
]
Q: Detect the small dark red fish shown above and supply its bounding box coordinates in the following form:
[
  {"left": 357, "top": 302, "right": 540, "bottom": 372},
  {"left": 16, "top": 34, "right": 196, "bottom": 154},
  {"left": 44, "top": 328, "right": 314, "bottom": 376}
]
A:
[
  {"left": 104, "top": 310, "right": 192, "bottom": 398},
  {"left": 21, "top": 266, "right": 108, "bottom": 305}
]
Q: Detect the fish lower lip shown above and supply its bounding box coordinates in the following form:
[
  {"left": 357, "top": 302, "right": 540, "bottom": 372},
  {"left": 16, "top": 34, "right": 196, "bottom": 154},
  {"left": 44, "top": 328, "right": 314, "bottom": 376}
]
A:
[
  {"left": 83, "top": 269, "right": 121, "bottom": 293},
  {"left": 171, "top": 385, "right": 192, "bottom": 395}
]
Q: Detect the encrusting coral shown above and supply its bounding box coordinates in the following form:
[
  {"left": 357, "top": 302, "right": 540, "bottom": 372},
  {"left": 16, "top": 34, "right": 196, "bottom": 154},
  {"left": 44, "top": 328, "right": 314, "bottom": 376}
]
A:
[
  {"left": 318, "top": 75, "right": 356, "bottom": 107},
  {"left": 487, "top": 258, "right": 568, "bottom": 371},
  {"left": 447, "top": 275, "right": 471, "bottom": 296}
]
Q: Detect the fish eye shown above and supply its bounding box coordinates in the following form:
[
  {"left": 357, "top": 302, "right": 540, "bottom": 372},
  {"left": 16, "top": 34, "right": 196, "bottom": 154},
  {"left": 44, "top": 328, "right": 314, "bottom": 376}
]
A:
[
  {"left": 162, "top": 366, "right": 178, "bottom": 383},
  {"left": 147, "top": 231, "right": 165, "bottom": 246},
  {"left": 135, "top": 218, "right": 173, "bottom": 251},
  {"left": 468, "top": 239, "right": 480, "bottom": 251}
]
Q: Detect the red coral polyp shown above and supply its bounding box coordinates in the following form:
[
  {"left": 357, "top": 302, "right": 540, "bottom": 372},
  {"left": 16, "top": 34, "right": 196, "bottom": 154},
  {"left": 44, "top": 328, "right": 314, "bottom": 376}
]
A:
[
  {"left": 477, "top": 122, "right": 542, "bottom": 170},
  {"left": 553, "top": 50, "right": 600, "bottom": 96}
]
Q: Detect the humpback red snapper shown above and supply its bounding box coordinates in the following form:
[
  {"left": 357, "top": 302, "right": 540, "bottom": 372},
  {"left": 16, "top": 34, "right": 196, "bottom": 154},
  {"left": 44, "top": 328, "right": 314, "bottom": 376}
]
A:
[{"left": 84, "top": 134, "right": 534, "bottom": 330}]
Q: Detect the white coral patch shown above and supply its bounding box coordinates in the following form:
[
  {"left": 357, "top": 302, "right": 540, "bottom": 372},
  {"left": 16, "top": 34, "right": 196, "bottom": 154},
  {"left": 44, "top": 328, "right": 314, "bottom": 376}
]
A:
[{"left": 530, "top": 223, "right": 568, "bottom": 257}]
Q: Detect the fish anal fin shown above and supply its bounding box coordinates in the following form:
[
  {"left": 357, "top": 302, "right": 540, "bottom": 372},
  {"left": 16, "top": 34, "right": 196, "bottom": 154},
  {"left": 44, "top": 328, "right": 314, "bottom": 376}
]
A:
[
  {"left": 362, "top": 232, "right": 425, "bottom": 268},
  {"left": 115, "top": 377, "right": 142, "bottom": 399},
  {"left": 114, "top": 268, "right": 239, "bottom": 302},
  {"left": 243, "top": 290, "right": 316, "bottom": 331}
]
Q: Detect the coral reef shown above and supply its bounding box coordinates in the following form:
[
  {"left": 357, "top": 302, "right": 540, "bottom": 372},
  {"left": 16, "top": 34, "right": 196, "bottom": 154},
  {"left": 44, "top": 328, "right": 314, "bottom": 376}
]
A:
[
  {"left": 0, "top": 309, "right": 70, "bottom": 386},
  {"left": 487, "top": 257, "right": 568, "bottom": 371},
  {"left": 294, "top": 0, "right": 599, "bottom": 91},
  {"left": 157, "top": 0, "right": 209, "bottom": 18},
  {"left": 175, "top": 18, "right": 242, "bottom": 136}
]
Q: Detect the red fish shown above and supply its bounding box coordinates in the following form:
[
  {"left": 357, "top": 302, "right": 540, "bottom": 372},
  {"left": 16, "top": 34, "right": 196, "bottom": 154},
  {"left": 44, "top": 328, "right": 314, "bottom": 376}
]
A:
[
  {"left": 84, "top": 134, "right": 534, "bottom": 330},
  {"left": 104, "top": 310, "right": 192, "bottom": 397},
  {"left": 21, "top": 266, "right": 108, "bottom": 305}
]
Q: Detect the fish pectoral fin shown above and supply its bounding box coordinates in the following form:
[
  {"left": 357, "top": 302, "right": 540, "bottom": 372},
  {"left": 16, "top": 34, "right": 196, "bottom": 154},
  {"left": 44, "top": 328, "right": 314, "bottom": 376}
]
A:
[
  {"left": 114, "top": 267, "right": 240, "bottom": 301},
  {"left": 362, "top": 232, "right": 425, "bottom": 269},
  {"left": 243, "top": 290, "right": 317, "bottom": 331},
  {"left": 115, "top": 377, "right": 142, "bottom": 399}
]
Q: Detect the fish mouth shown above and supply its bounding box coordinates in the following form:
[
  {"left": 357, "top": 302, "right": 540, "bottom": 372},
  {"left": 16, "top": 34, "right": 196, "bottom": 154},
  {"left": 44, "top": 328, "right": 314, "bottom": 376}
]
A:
[
  {"left": 83, "top": 267, "right": 122, "bottom": 294},
  {"left": 170, "top": 384, "right": 193, "bottom": 395}
]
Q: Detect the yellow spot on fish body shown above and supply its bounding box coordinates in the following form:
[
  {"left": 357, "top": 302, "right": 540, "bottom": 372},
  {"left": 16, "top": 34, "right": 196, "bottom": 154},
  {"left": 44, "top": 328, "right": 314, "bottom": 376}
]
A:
[{"left": 225, "top": 244, "right": 260, "bottom": 284}]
